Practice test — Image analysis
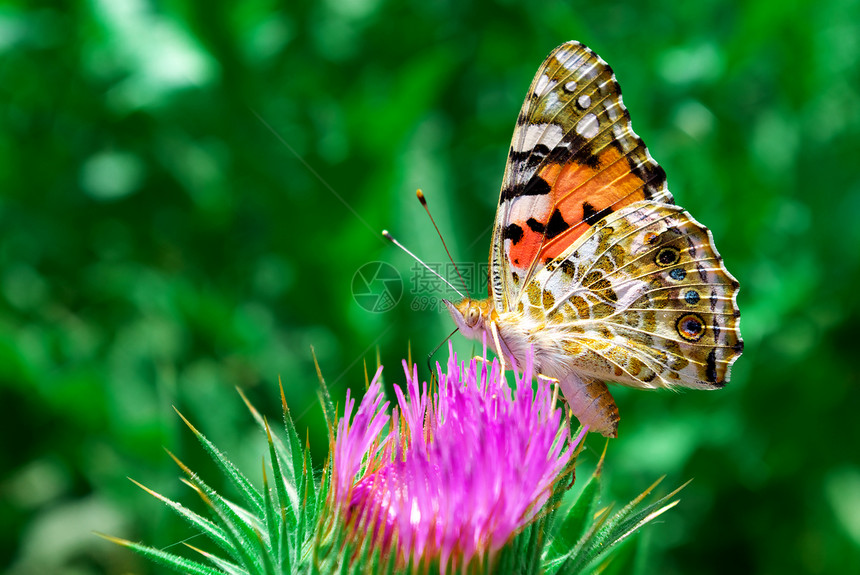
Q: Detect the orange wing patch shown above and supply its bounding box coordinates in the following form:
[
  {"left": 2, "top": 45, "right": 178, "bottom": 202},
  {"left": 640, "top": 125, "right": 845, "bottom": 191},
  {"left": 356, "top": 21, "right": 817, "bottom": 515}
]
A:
[
  {"left": 505, "top": 190, "right": 553, "bottom": 267},
  {"left": 542, "top": 146, "right": 651, "bottom": 258},
  {"left": 505, "top": 147, "right": 650, "bottom": 267}
]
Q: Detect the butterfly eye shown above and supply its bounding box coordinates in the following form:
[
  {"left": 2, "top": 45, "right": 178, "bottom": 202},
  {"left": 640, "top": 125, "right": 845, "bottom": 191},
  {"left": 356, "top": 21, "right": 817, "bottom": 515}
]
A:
[
  {"left": 676, "top": 313, "right": 706, "bottom": 342},
  {"left": 654, "top": 246, "right": 681, "bottom": 267},
  {"left": 467, "top": 307, "right": 481, "bottom": 326}
]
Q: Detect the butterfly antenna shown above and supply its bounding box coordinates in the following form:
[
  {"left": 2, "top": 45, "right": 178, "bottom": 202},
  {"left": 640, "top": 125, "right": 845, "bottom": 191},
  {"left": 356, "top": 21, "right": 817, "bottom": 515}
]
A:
[
  {"left": 427, "top": 328, "right": 459, "bottom": 378},
  {"left": 416, "top": 189, "right": 470, "bottom": 297},
  {"left": 382, "top": 230, "right": 466, "bottom": 298}
]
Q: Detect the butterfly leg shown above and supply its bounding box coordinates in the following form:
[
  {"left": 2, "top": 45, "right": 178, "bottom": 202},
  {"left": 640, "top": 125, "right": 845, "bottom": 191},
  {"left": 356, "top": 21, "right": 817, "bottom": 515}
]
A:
[
  {"left": 470, "top": 353, "right": 509, "bottom": 385},
  {"left": 557, "top": 373, "right": 620, "bottom": 438},
  {"left": 489, "top": 321, "right": 507, "bottom": 375},
  {"left": 538, "top": 374, "right": 562, "bottom": 411},
  {"left": 471, "top": 355, "right": 495, "bottom": 378}
]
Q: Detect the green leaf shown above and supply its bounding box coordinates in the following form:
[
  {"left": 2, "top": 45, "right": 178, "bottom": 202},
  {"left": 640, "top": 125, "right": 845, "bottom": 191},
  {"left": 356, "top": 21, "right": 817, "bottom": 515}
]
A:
[
  {"left": 281, "top": 506, "right": 294, "bottom": 574},
  {"left": 586, "top": 532, "right": 638, "bottom": 575},
  {"left": 193, "top": 546, "right": 250, "bottom": 575},
  {"left": 313, "top": 510, "right": 347, "bottom": 574},
  {"left": 265, "top": 417, "right": 299, "bottom": 536},
  {"left": 588, "top": 485, "right": 684, "bottom": 566},
  {"left": 525, "top": 516, "right": 546, "bottom": 574},
  {"left": 562, "top": 478, "right": 686, "bottom": 574},
  {"left": 95, "top": 533, "right": 223, "bottom": 575},
  {"left": 260, "top": 462, "right": 283, "bottom": 568},
  {"left": 167, "top": 451, "right": 266, "bottom": 575},
  {"left": 283, "top": 413, "right": 308, "bottom": 529},
  {"left": 280, "top": 377, "right": 311, "bottom": 518},
  {"left": 311, "top": 347, "right": 337, "bottom": 430},
  {"left": 296, "top": 444, "right": 315, "bottom": 561},
  {"left": 240, "top": 387, "right": 302, "bottom": 520},
  {"left": 175, "top": 407, "right": 265, "bottom": 518},
  {"left": 301, "top": 436, "right": 318, "bottom": 544},
  {"left": 545, "top": 445, "right": 606, "bottom": 565},
  {"left": 258, "top": 526, "right": 277, "bottom": 575},
  {"left": 128, "top": 477, "right": 235, "bottom": 558}
]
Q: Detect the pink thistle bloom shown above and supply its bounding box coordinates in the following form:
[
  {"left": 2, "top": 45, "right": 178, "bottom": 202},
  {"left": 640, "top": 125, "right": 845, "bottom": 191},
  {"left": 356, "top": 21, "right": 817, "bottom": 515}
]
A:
[{"left": 330, "top": 344, "right": 586, "bottom": 570}]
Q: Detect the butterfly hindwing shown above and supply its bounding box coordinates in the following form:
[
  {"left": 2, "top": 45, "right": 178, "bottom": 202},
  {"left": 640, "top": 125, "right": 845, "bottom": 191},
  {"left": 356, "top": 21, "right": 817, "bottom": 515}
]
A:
[
  {"left": 518, "top": 201, "right": 742, "bottom": 389},
  {"left": 490, "top": 41, "right": 673, "bottom": 313}
]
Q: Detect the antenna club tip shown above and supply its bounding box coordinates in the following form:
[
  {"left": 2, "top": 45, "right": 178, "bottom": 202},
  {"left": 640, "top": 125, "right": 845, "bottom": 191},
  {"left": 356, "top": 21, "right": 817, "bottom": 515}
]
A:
[
  {"left": 416, "top": 189, "right": 427, "bottom": 205},
  {"left": 381, "top": 230, "right": 393, "bottom": 241}
]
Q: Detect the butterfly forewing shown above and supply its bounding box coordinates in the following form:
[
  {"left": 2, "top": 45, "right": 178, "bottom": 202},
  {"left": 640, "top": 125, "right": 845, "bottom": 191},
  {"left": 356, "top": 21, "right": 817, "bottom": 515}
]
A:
[{"left": 491, "top": 41, "right": 673, "bottom": 313}]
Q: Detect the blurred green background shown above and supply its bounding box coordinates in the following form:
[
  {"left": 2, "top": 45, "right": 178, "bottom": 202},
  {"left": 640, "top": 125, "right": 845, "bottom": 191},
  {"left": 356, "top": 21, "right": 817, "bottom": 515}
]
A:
[{"left": 2, "top": 0, "right": 859, "bottom": 573}]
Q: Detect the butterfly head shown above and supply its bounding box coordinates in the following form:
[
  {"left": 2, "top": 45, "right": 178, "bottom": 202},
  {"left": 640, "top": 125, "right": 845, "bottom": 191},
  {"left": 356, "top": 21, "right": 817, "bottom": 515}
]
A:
[{"left": 443, "top": 297, "right": 495, "bottom": 340}]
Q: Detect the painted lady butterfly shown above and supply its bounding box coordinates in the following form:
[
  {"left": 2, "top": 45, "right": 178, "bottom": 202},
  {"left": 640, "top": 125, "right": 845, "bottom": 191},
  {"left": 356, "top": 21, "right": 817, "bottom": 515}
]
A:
[{"left": 444, "top": 41, "right": 743, "bottom": 437}]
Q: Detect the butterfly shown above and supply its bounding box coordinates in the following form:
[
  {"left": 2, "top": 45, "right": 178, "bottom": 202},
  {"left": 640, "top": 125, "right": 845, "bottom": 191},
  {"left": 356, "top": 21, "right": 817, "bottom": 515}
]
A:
[{"left": 444, "top": 41, "right": 743, "bottom": 437}]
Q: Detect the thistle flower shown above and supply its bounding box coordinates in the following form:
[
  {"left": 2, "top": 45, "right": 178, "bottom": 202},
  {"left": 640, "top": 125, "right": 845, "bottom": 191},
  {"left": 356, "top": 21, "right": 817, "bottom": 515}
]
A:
[
  {"left": 101, "top": 344, "right": 685, "bottom": 575},
  {"left": 329, "top": 344, "right": 584, "bottom": 570}
]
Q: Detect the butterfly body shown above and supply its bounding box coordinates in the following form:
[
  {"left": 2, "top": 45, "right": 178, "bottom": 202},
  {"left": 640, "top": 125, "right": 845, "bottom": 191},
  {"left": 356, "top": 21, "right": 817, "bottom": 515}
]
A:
[{"left": 444, "top": 41, "right": 743, "bottom": 437}]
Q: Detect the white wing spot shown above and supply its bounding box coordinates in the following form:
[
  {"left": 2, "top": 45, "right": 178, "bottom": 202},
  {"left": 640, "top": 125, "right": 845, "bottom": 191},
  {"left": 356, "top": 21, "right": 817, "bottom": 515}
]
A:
[
  {"left": 542, "top": 91, "right": 562, "bottom": 114},
  {"left": 604, "top": 99, "right": 621, "bottom": 121},
  {"left": 509, "top": 194, "right": 552, "bottom": 223},
  {"left": 575, "top": 113, "right": 600, "bottom": 139},
  {"left": 556, "top": 48, "right": 589, "bottom": 71},
  {"left": 534, "top": 74, "right": 557, "bottom": 97},
  {"left": 612, "top": 124, "right": 635, "bottom": 151},
  {"left": 577, "top": 94, "right": 591, "bottom": 109},
  {"left": 512, "top": 123, "right": 565, "bottom": 152},
  {"left": 555, "top": 48, "right": 573, "bottom": 67},
  {"left": 577, "top": 61, "right": 600, "bottom": 81},
  {"left": 564, "top": 81, "right": 577, "bottom": 93}
]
